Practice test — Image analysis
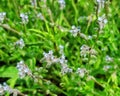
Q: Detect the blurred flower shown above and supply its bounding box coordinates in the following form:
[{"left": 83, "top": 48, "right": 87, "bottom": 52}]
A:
[
  {"left": 58, "top": 0, "right": 66, "bottom": 10},
  {"left": 59, "top": 54, "right": 72, "bottom": 75},
  {"left": 0, "top": 12, "right": 6, "bottom": 23},
  {"left": 16, "top": 60, "right": 32, "bottom": 79},
  {"left": 96, "top": 0, "right": 105, "bottom": 13},
  {"left": 37, "top": 13, "right": 44, "bottom": 20},
  {"left": 0, "top": 84, "right": 5, "bottom": 95},
  {"left": 20, "top": 13, "right": 29, "bottom": 24},
  {"left": 43, "top": 50, "right": 59, "bottom": 67},
  {"left": 59, "top": 45, "right": 64, "bottom": 55},
  {"left": 103, "top": 65, "right": 111, "bottom": 71},
  {"left": 59, "top": 54, "right": 67, "bottom": 65},
  {"left": 105, "top": 55, "right": 113, "bottom": 63},
  {"left": 80, "top": 44, "right": 97, "bottom": 58},
  {"left": 14, "top": 38, "right": 25, "bottom": 49},
  {"left": 70, "top": 25, "right": 80, "bottom": 37},
  {"left": 98, "top": 14, "right": 108, "bottom": 31},
  {"left": 76, "top": 68, "right": 87, "bottom": 78},
  {"left": 30, "top": 0, "right": 37, "bottom": 7},
  {"left": 0, "top": 83, "right": 23, "bottom": 96},
  {"left": 61, "top": 64, "right": 73, "bottom": 75}
]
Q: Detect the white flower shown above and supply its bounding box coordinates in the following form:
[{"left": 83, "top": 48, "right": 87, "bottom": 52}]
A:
[
  {"left": 59, "top": 45, "right": 64, "bottom": 55},
  {"left": 58, "top": 0, "right": 66, "bottom": 10},
  {"left": 76, "top": 68, "right": 87, "bottom": 78},
  {"left": 20, "top": 13, "right": 29, "bottom": 24},
  {"left": 96, "top": 0, "right": 105, "bottom": 3},
  {"left": 59, "top": 54, "right": 67, "bottom": 65},
  {"left": 80, "top": 45, "right": 90, "bottom": 57},
  {"left": 61, "top": 64, "right": 72, "bottom": 75},
  {"left": 15, "top": 38, "right": 25, "bottom": 49},
  {"left": 105, "top": 55, "right": 113, "bottom": 63},
  {"left": 103, "top": 65, "right": 111, "bottom": 71},
  {"left": 0, "top": 12, "right": 6, "bottom": 23},
  {"left": 98, "top": 15, "right": 108, "bottom": 31},
  {"left": 43, "top": 50, "right": 59, "bottom": 67},
  {"left": 70, "top": 25, "right": 80, "bottom": 37},
  {"left": 16, "top": 60, "right": 32, "bottom": 78},
  {"left": 37, "top": 13, "right": 44, "bottom": 20},
  {"left": 80, "top": 45, "right": 97, "bottom": 58},
  {"left": 30, "top": 0, "right": 37, "bottom": 7},
  {"left": 0, "top": 84, "right": 5, "bottom": 95}
]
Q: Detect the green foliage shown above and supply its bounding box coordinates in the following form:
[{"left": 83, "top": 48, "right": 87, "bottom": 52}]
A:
[{"left": 0, "top": 0, "right": 120, "bottom": 96}]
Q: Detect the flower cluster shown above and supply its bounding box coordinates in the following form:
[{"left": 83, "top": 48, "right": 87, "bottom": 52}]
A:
[
  {"left": 69, "top": 25, "right": 80, "bottom": 37},
  {"left": 96, "top": 0, "right": 107, "bottom": 32},
  {"left": 98, "top": 14, "right": 108, "bottom": 32},
  {"left": 0, "top": 83, "right": 23, "bottom": 96},
  {"left": 76, "top": 68, "right": 88, "bottom": 78},
  {"left": 37, "top": 13, "right": 44, "bottom": 20},
  {"left": 103, "top": 65, "right": 111, "bottom": 72},
  {"left": 59, "top": 54, "right": 72, "bottom": 75},
  {"left": 96, "top": 0, "right": 105, "bottom": 13},
  {"left": 59, "top": 45, "right": 64, "bottom": 55},
  {"left": 42, "top": 46, "right": 72, "bottom": 75},
  {"left": 30, "top": 0, "right": 37, "bottom": 7},
  {"left": 58, "top": 0, "right": 66, "bottom": 10},
  {"left": 14, "top": 38, "right": 25, "bottom": 49},
  {"left": 20, "top": 13, "right": 29, "bottom": 24},
  {"left": 80, "top": 45, "right": 97, "bottom": 58},
  {"left": 16, "top": 60, "right": 32, "bottom": 79},
  {"left": 43, "top": 50, "right": 59, "bottom": 67},
  {"left": 58, "top": 45, "right": 73, "bottom": 75},
  {"left": 105, "top": 55, "right": 113, "bottom": 63},
  {"left": 0, "top": 12, "right": 6, "bottom": 23}
]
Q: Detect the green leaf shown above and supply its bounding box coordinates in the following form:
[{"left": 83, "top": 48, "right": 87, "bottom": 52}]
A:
[{"left": 0, "top": 66, "right": 18, "bottom": 78}]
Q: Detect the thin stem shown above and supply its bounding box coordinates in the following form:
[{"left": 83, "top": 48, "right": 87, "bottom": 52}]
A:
[{"left": 0, "top": 24, "right": 21, "bottom": 36}]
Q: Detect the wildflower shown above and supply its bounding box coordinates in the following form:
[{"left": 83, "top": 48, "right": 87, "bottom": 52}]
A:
[
  {"left": 80, "top": 45, "right": 90, "bottom": 57},
  {"left": 0, "top": 83, "right": 26, "bottom": 96},
  {"left": 105, "top": 55, "right": 113, "bottom": 63},
  {"left": 0, "top": 12, "right": 6, "bottom": 23},
  {"left": 70, "top": 25, "right": 80, "bottom": 37},
  {"left": 30, "top": 0, "right": 37, "bottom": 7},
  {"left": 76, "top": 68, "right": 87, "bottom": 78},
  {"left": 37, "top": 13, "right": 44, "bottom": 20},
  {"left": 0, "top": 84, "right": 4, "bottom": 95},
  {"left": 96, "top": 0, "right": 105, "bottom": 13},
  {"left": 98, "top": 14, "right": 108, "bottom": 31},
  {"left": 88, "top": 35, "right": 92, "bottom": 40},
  {"left": 80, "top": 45, "right": 97, "bottom": 58},
  {"left": 59, "top": 45, "right": 64, "bottom": 55},
  {"left": 103, "top": 65, "right": 111, "bottom": 71},
  {"left": 58, "top": 0, "right": 66, "bottom": 10},
  {"left": 59, "top": 54, "right": 67, "bottom": 65},
  {"left": 59, "top": 54, "right": 72, "bottom": 75},
  {"left": 14, "top": 38, "right": 25, "bottom": 49},
  {"left": 61, "top": 64, "right": 73, "bottom": 75},
  {"left": 43, "top": 50, "right": 59, "bottom": 67},
  {"left": 20, "top": 13, "right": 29, "bottom": 24},
  {"left": 16, "top": 60, "right": 32, "bottom": 79}
]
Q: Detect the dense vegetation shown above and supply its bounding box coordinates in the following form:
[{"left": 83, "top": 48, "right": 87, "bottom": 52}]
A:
[{"left": 0, "top": 0, "right": 120, "bottom": 96}]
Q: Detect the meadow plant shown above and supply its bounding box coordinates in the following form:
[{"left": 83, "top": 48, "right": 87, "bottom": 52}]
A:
[
  {"left": 20, "top": 13, "right": 29, "bottom": 24},
  {"left": 0, "top": 0, "right": 120, "bottom": 96},
  {"left": 0, "top": 12, "right": 6, "bottom": 23},
  {"left": 14, "top": 38, "right": 25, "bottom": 49}
]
